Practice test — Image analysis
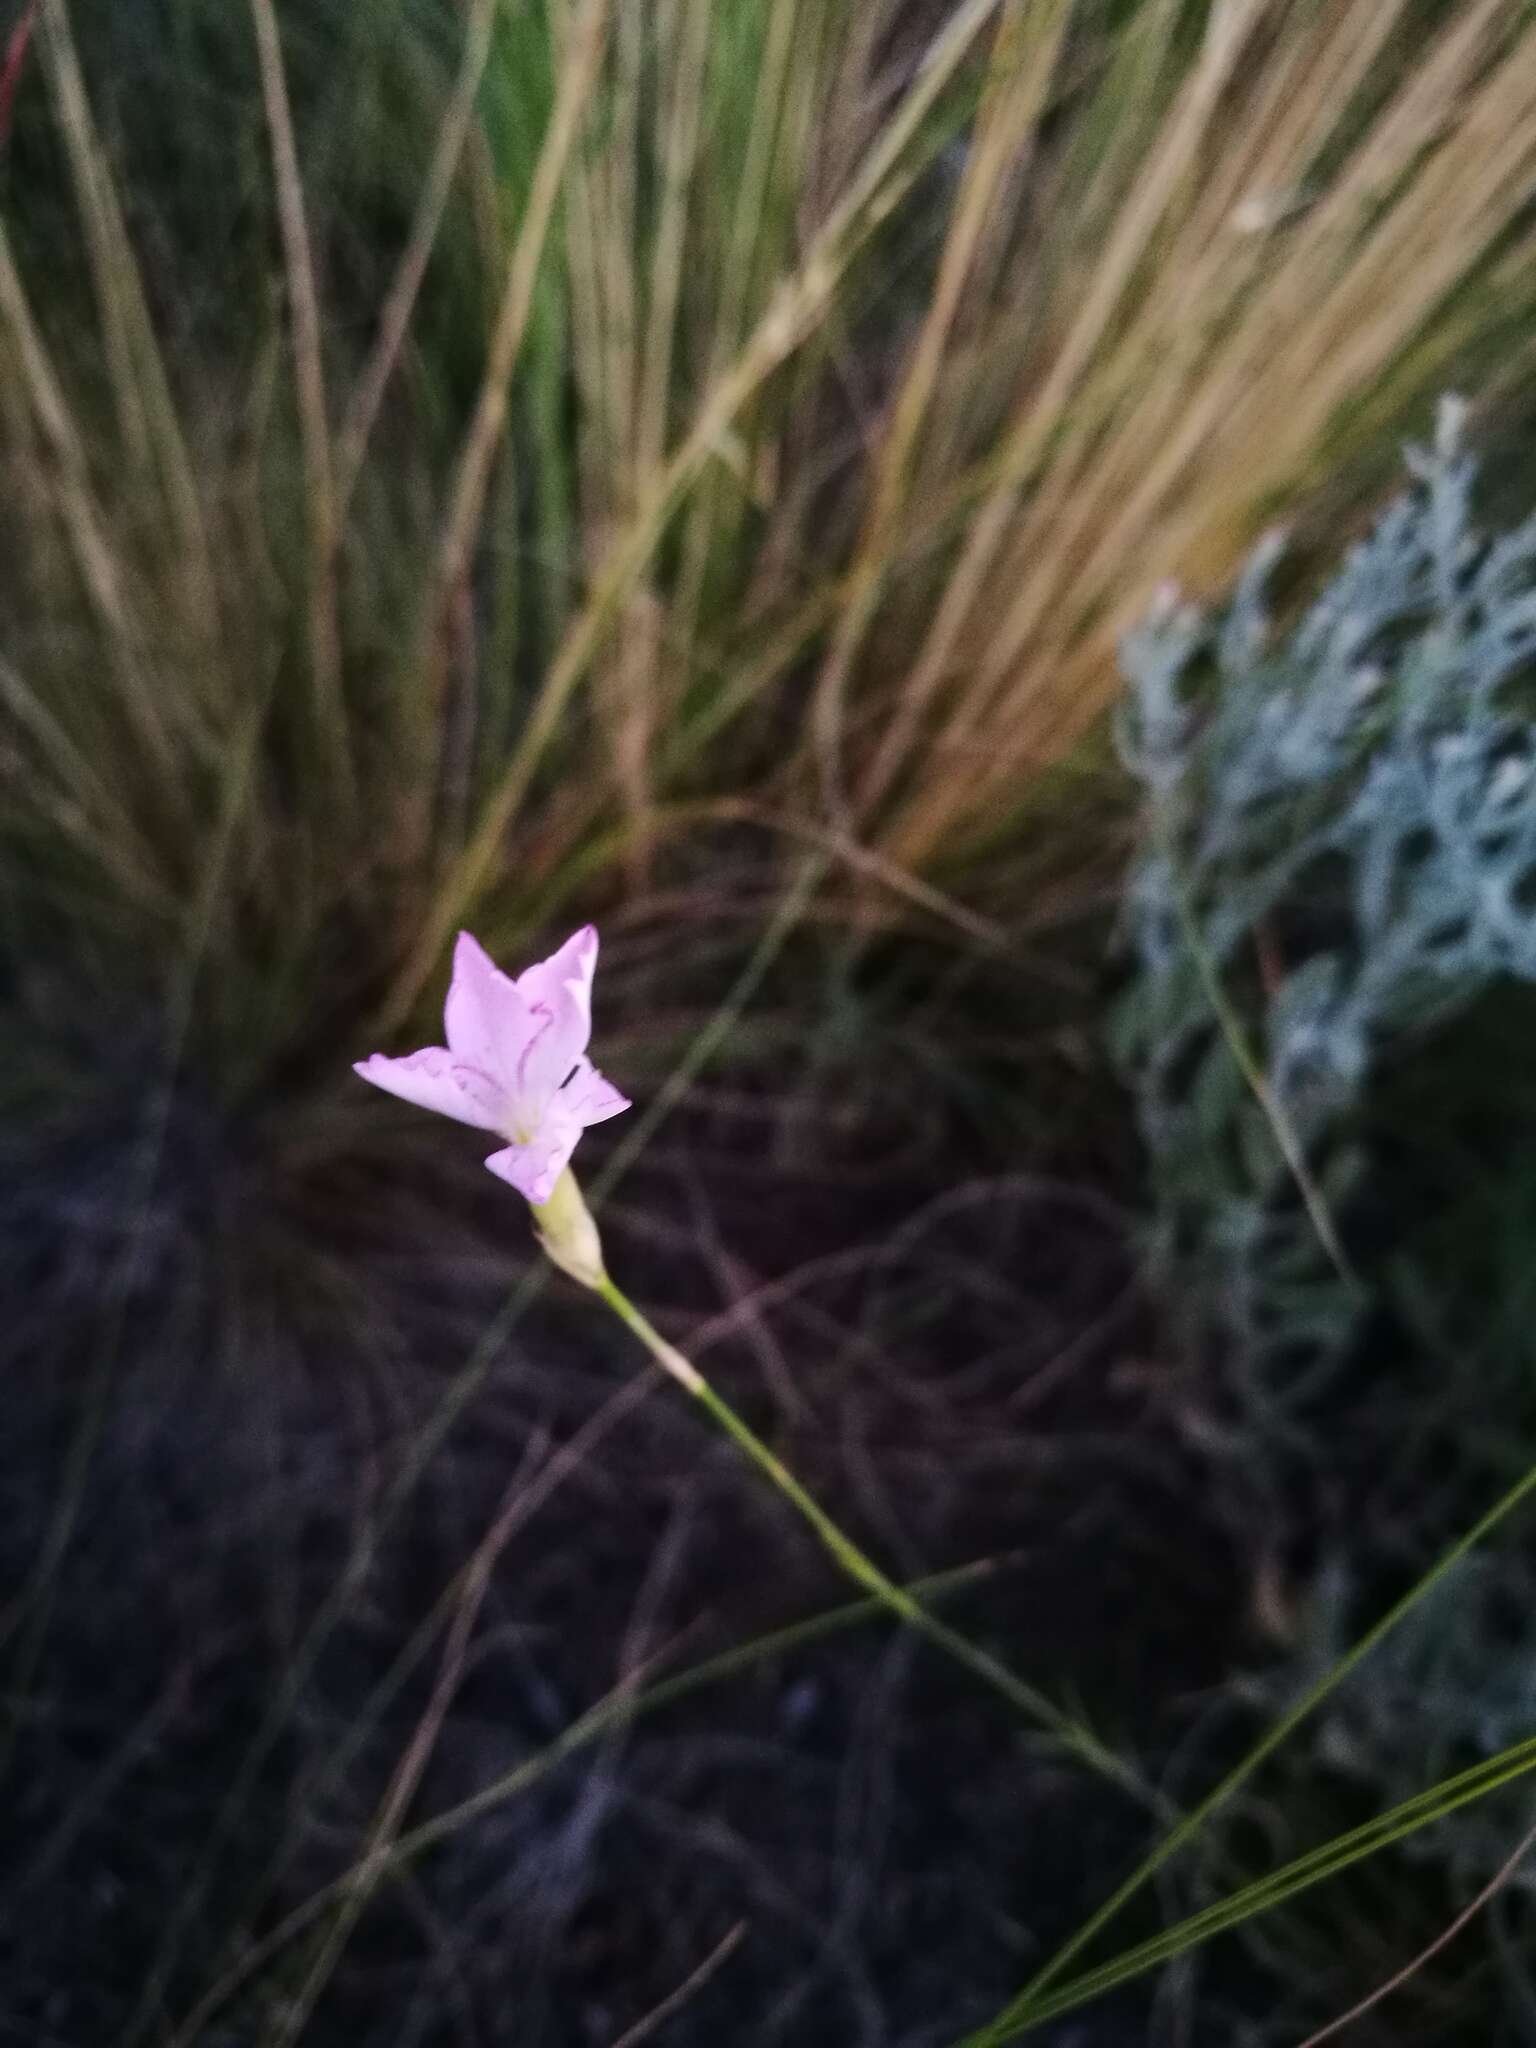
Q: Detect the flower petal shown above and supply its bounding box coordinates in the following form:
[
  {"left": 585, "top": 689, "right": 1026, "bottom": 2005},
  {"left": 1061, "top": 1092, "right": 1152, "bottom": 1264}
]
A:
[
  {"left": 444, "top": 931, "right": 533, "bottom": 1093},
  {"left": 513, "top": 925, "right": 598, "bottom": 1104},
  {"left": 515, "top": 923, "right": 597, "bottom": 1032},
  {"left": 559, "top": 1055, "right": 630, "bottom": 1128},
  {"left": 483, "top": 1114, "right": 582, "bottom": 1206},
  {"left": 353, "top": 1048, "right": 508, "bottom": 1132}
]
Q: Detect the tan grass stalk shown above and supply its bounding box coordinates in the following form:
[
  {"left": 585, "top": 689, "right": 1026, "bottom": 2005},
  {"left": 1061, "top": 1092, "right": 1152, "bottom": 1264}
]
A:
[
  {"left": 334, "top": 0, "right": 502, "bottom": 511},
  {"left": 385, "top": 0, "right": 1008, "bottom": 1029},
  {"left": 607, "top": 0, "right": 712, "bottom": 884},
  {"left": 0, "top": 223, "right": 192, "bottom": 797},
  {"left": 873, "top": 0, "right": 1536, "bottom": 869},
  {"left": 422, "top": 0, "right": 612, "bottom": 733},
  {"left": 249, "top": 0, "right": 350, "bottom": 808},
  {"left": 37, "top": 0, "right": 218, "bottom": 639},
  {"left": 0, "top": 226, "right": 126, "bottom": 644},
  {"left": 811, "top": 0, "right": 1071, "bottom": 819},
  {"left": 668, "top": 0, "right": 828, "bottom": 694},
  {"left": 0, "top": 656, "right": 168, "bottom": 909},
  {"left": 858, "top": 0, "right": 1267, "bottom": 831},
  {"left": 999, "top": 0, "right": 1528, "bottom": 696}
]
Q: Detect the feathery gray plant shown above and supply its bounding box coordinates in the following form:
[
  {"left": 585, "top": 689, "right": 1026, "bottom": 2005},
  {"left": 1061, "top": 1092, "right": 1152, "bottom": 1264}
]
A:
[{"left": 1117, "top": 397, "right": 1536, "bottom": 1422}]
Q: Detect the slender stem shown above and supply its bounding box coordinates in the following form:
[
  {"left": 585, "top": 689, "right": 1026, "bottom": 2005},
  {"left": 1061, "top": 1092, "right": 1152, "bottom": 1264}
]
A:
[
  {"left": 164, "top": 1558, "right": 1006, "bottom": 2047},
  {"left": 593, "top": 1272, "right": 1148, "bottom": 1802},
  {"left": 955, "top": 1448, "right": 1536, "bottom": 2043}
]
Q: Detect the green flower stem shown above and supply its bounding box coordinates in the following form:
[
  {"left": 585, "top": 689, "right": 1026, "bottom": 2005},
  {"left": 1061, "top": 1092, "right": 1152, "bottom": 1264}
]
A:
[
  {"left": 593, "top": 1271, "right": 1146, "bottom": 1801},
  {"left": 954, "top": 1449, "right": 1536, "bottom": 2045}
]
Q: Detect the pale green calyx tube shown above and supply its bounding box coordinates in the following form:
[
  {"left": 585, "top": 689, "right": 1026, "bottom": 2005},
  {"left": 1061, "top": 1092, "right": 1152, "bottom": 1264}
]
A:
[{"left": 531, "top": 1166, "right": 609, "bottom": 1291}]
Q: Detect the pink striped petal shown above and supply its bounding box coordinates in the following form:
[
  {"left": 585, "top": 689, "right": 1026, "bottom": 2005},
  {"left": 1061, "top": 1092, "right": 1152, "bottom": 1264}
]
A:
[
  {"left": 353, "top": 1048, "right": 508, "bottom": 1132},
  {"left": 444, "top": 931, "right": 534, "bottom": 1095},
  {"left": 483, "top": 1113, "right": 582, "bottom": 1206},
  {"left": 513, "top": 925, "right": 599, "bottom": 1106},
  {"left": 559, "top": 1055, "right": 630, "bottom": 1127}
]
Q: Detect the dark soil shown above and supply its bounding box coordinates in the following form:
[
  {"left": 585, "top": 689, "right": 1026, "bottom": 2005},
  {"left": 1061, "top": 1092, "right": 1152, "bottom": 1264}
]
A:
[{"left": 0, "top": 1045, "right": 1257, "bottom": 2048}]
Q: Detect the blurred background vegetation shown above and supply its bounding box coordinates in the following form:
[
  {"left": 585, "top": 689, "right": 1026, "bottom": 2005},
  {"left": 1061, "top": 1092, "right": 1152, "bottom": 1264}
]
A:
[{"left": 8, "top": 0, "right": 1536, "bottom": 2040}]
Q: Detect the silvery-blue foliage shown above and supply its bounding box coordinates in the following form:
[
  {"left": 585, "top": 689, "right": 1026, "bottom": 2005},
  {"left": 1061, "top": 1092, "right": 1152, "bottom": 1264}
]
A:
[
  {"left": 1285, "top": 1547, "right": 1536, "bottom": 1896},
  {"left": 1116, "top": 398, "right": 1536, "bottom": 1420}
]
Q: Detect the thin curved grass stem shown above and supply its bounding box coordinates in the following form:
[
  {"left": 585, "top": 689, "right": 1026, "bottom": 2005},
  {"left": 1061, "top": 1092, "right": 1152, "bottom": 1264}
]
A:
[
  {"left": 592, "top": 1272, "right": 1150, "bottom": 1805},
  {"left": 954, "top": 1451, "right": 1536, "bottom": 2045},
  {"left": 164, "top": 1557, "right": 1009, "bottom": 2045}
]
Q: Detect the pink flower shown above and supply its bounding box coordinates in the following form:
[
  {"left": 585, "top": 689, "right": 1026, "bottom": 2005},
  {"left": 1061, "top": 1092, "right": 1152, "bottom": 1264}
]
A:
[{"left": 354, "top": 928, "right": 630, "bottom": 1204}]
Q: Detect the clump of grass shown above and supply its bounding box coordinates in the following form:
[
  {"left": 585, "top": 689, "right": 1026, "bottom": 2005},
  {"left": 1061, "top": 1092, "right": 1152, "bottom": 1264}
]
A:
[{"left": 6, "top": 0, "right": 1536, "bottom": 1074}]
